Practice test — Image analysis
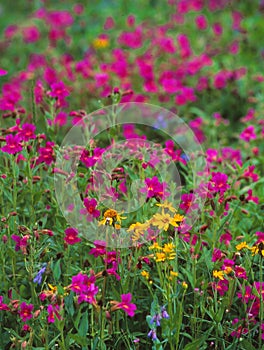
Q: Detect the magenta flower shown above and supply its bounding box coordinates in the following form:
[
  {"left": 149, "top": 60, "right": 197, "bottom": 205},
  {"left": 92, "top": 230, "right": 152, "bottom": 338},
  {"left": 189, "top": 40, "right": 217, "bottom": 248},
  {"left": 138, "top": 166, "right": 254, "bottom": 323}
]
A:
[
  {"left": 112, "top": 293, "right": 137, "bottom": 317},
  {"left": 256, "top": 231, "right": 264, "bottom": 244},
  {"left": 245, "top": 189, "right": 259, "bottom": 204},
  {"left": 89, "top": 240, "right": 107, "bottom": 257},
  {"left": 49, "top": 81, "right": 69, "bottom": 99},
  {"left": 11, "top": 234, "right": 29, "bottom": 255},
  {"left": 70, "top": 272, "right": 98, "bottom": 304},
  {"left": 54, "top": 111, "right": 68, "bottom": 126},
  {"left": 64, "top": 227, "right": 81, "bottom": 245},
  {"left": 80, "top": 198, "right": 100, "bottom": 222},
  {"left": 209, "top": 172, "right": 230, "bottom": 194},
  {"left": 195, "top": 15, "right": 208, "bottom": 30},
  {"left": 243, "top": 165, "right": 259, "bottom": 182},
  {"left": 19, "top": 302, "right": 34, "bottom": 322},
  {"left": 47, "top": 304, "right": 61, "bottom": 323},
  {"left": 18, "top": 123, "right": 36, "bottom": 141},
  {"left": 1, "top": 134, "right": 23, "bottom": 154},
  {"left": 140, "top": 176, "right": 169, "bottom": 200},
  {"left": 212, "top": 248, "right": 224, "bottom": 262},
  {"left": 219, "top": 231, "right": 232, "bottom": 246},
  {"left": 239, "top": 125, "right": 256, "bottom": 142},
  {"left": 212, "top": 279, "right": 229, "bottom": 296},
  {"left": 0, "top": 68, "right": 8, "bottom": 76},
  {"left": 37, "top": 141, "right": 55, "bottom": 165},
  {"left": 180, "top": 193, "right": 199, "bottom": 212},
  {"left": 22, "top": 26, "right": 40, "bottom": 43},
  {"left": 234, "top": 266, "right": 247, "bottom": 280},
  {"left": 237, "top": 286, "right": 254, "bottom": 303},
  {"left": 0, "top": 296, "right": 9, "bottom": 311}
]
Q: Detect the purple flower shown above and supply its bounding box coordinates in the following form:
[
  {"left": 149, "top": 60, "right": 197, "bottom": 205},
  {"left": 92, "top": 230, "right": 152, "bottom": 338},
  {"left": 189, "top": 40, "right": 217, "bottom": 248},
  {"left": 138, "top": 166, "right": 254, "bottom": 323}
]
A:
[{"left": 33, "top": 263, "right": 47, "bottom": 285}]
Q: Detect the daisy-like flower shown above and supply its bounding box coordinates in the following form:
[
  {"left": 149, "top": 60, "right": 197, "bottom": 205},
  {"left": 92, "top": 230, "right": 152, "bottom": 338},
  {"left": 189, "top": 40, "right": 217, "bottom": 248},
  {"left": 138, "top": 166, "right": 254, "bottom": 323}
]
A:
[
  {"left": 213, "top": 270, "right": 225, "bottom": 280},
  {"left": 236, "top": 241, "right": 249, "bottom": 251},
  {"left": 151, "top": 211, "right": 184, "bottom": 231},
  {"left": 149, "top": 242, "right": 162, "bottom": 250},
  {"left": 127, "top": 221, "right": 150, "bottom": 241},
  {"left": 98, "top": 209, "right": 126, "bottom": 227},
  {"left": 156, "top": 200, "right": 177, "bottom": 213}
]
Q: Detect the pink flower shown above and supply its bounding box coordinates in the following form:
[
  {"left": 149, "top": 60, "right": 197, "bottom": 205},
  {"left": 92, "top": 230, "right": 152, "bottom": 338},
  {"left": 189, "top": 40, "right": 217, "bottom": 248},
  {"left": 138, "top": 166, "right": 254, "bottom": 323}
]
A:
[
  {"left": 80, "top": 198, "right": 100, "bottom": 222},
  {"left": 234, "top": 266, "right": 247, "bottom": 279},
  {"left": 246, "top": 189, "right": 259, "bottom": 204},
  {"left": 18, "top": 123, "right": 36, "bottom": 141},
  {"left": 209, "top": 172, "right": 230, "bottom": 194},
  {"left": 212, "top": 248, "right": 223, "bottom": 262},
  {"left": 180, "top": 193, "right": 198, "bottom": 212},
  {"left": 195, "top": 15, "right": 208, "bottom": 30},
  {"left": 70, "top": 272, "right": 98, "bottom": 304},
  {"left": 212, "top": 22, "right": 223, "bottom": 36},
  {"left": 112, "top": 293, "right": 137, "bottom": 317},
  {"left": 19, "top": 302, "right": 34, "bottom": 322},
  {"left": 1, "top": 134, "right": 23, "bottom": 154},
  {"left": 47, "top": 304, "right": 61, "bottom": 323},
  {"left": 140, "top": 176, "right": 169, "bottom": 200},
  {"left": 213, "top": 279, "right": 229, "bottom": 296},
  {"left": 237, "top": 286, "right": 254, "bottom": 303},
  {"left": 239, "top": 125, "right": 256, "bottom": 142},
  {"left": 64, "top": 227, "right": 81, "bottom": 245},
  {"left": 0, "top": 296, "right": 9, "bottom": 311},
  {"left": 54, "top": 111, "right": 68, "bottom": 126},
  {"left": 89, "top": 240, "right": 107, "bottom": 257},
  {"left": 22, "top": 26, "right": 40, "bottom": 43},
  {"left": 49, "top": 81, "right": 69, "bottom": 100},
  {"left": 0, "top": 68, "right": 8, "bottom": 76},
  {"left": 256, "top": 231, "right": 264, "bottom": 244},
  {"left": 219, "top": 231, "right": 232, "bottom": 246},
  {"left": 243, "top": 165, "right": 259, "bottom": 182},
  {"left": 37, "top": 141, "right": 55, "bottom": 165},
  {"left": 11, "top": 234, "right": 29, "bottom": 255}
]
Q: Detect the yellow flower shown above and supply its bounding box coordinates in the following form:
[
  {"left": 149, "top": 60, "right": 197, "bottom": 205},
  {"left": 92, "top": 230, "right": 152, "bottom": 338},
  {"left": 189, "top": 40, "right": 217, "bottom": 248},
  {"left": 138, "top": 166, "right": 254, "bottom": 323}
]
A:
[
  {"left": 163, "top": 243, "right": 176, "bottom": 260},
  {"left": 163, "top": 243, "right": 175, "bottom": 253},
  {"left": 48, "top": 284, "right": 57, "bottom": 293},
  {"left": 92, "top": 37, "right": 109, "bottom": 49},
  {"left": 98, "top": 209, "right": 126, "bottom": 226},
  {"left": 141, "top": 270, "right": 150, "bottom": 280},
  {"left": 169, "top": 271, "right": 178, "bottom": 280},
  {"left": 128, "top": 222, "right": 150, "bottom": 241},
  {"left": 149, "top": 242, "right": 163, "bottom": 250},
  {"left": 213, "top": 270, "right": 225, "bottom": 280},
  {"left": 224, "top": 266, "right": 233, "bottom": 274},
  {"left": 156, "top": 201, "right": 177, "bottom": 213},
  {"left": 250, "top": 244, "right": 264, "bottom": 257},
  {"left": 236, "top": 241, "right": 249, "bottom": 251},
  {"left": 182, "top": 281, "right": 188, "bottom": 289},
  {"left": 152, "top": 212, "right": 181, "bottom": 231},
  {"left": 155, "top": 252, "right": 166, "bottom": 262}
]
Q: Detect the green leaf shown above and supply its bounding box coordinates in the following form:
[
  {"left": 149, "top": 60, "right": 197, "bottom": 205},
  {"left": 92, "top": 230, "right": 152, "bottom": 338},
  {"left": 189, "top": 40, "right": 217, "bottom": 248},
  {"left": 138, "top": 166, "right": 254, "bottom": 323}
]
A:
[
  {"left": 183, "top": 335, "right": 208, "bottom": 350},
  {"left": 239, "top": 340, "right": 257, "bottom": 350},
  {"left": 52, "top": 259, "right": 61, "bottom": 281},
  {"left": 78, "top": 311, "right": 89, "bottom": 337}
]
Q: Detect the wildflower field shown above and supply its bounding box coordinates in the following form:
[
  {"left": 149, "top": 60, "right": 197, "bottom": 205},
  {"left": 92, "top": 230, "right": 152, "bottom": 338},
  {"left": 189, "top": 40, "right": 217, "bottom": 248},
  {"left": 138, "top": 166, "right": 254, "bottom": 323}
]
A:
[{"left": 0, "top": 0, "right": 263, "bottom": 349}]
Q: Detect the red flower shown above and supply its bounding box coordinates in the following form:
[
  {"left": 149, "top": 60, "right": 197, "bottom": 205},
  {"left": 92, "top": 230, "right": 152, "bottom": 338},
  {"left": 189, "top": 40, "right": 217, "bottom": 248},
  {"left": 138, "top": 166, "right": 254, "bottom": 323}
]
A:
[
  {"left": 64, "top": 227, "right": 81, "bottom": 245},
  {"left": 19, "top": 302, "right": 34, "bottom": 322}
]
